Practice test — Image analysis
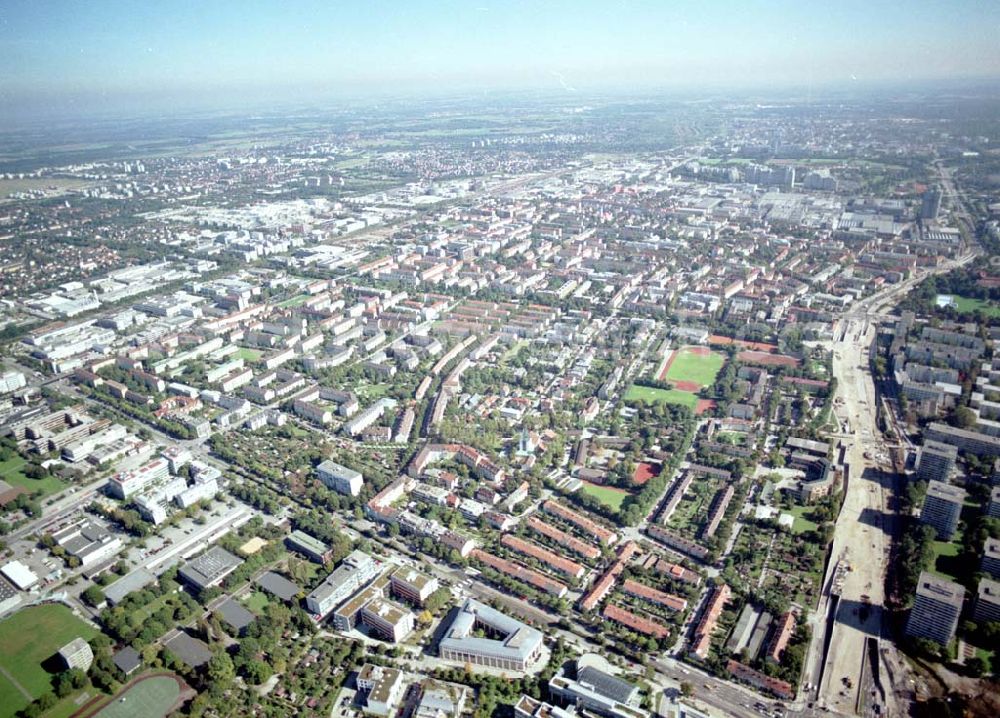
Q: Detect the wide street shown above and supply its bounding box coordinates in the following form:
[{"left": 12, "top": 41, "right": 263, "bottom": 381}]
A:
[{"left": 799, "top": 249, "right": 977, "bottom": 716}]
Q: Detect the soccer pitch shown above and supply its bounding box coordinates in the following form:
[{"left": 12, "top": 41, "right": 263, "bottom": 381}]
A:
[
  {"left": 580, "top": 481, "right": 629, "bottom": 511},
  {"left": 664, "top": 347, "right": 725, "bottom": 387},
  {"left": 95, "top": 676, "right": 180, "bottom": 718}
]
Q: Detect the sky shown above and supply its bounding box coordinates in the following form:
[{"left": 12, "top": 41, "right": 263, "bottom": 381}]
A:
[{"left": 2, "top": 0, "right": 1000, "bottom": 118}]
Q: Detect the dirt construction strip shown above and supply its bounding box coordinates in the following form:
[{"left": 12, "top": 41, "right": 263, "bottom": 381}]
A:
[
  {"left": 737, "top": 350, "right": 799, "bottom": 367},
  {"left": 708, "top": 335, "right": 780, "bottom": 352},
  {"left": 695, "top": 398, "right": 716, "bottom": 415}
]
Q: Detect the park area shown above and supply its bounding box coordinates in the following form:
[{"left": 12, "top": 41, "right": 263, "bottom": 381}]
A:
[
  {"left": 580, "top": 481, "right": 629, "bottom": 511},
  {"left": 0, "top": 454, "right": 67, "bottom": 498},
  {"left": 0, "top": 603, "right": 97, "bottom": 716}
]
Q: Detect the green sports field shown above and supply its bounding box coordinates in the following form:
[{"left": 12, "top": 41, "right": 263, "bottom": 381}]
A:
[
  {"left": 623, "top": 384, "right": 698, "bottom": 409},
  {"left": 95, "top": 676, "right": 180, "bottom": 718},
  {"left": 0, "top": 604, "right": 97, "bottom": 716},
  {"left": 580, "top": 482, "right": 629, "bottom": 511},
  {"left": 664, "top": 348, "right": 725, "bottom": 387}
]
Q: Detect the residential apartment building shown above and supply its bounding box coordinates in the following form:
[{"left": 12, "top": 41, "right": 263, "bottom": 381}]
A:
[
  {"left": 905, "top": 572, "right": 964, "bottom": 646},
  {"left": 982, "top": 537, "right": 1000, "bottom": 580},
  {"left": 919, "top": 481, "right": 966, "bottom": 540},
  {"left": 973, "top": 578, "right": 1000, "bottom": 625},
  {"left": 915, "top": 441, "right": 958, "bottom": 483},
  {"left": 987, "top": 486, "right": 1000, "bottom": 520}
]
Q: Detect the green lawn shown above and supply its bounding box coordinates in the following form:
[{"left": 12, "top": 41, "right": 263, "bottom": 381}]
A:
[
  {"left": 974, "top": 647, "right": 993, "bottom": 674},
  {"left": 501, "top": 340, "right": 528, "bottom": 363},
  {"left": 236, "top": 347, "right": 262, "bottom": 362},
  {"left": 579, "top": 481, "right": 629, "bottom": 512},
  {"left": 95, "top": 676, "right": 180, "bottom": 718},
  {"left": 665, "top": 348, "right": 726, "bottom": 388},
  {"left": 283, "top": 423, "right": 311, "bottom": 438},
  {"left": 0, "top": 675, "right": 27, "bottom": 718},
  {"left": 333, "top": 157, "right": 369, "bottom": 170},
  {"left": 43, "top": 692, "right": 105, "bottom": 718},
  {"left": 126, "top": 581, "right": 180, "bottom": 629},
  {"left": 943, "top": 295, "right": 1000, "bottom": 318},
  {"left": 300, "top": 562, "right": 322, "bottom": 584},
  {"left": 127, "top": 594, "right": 169, "bottom": 629},
  {"left": 0, "top": 604, "right": 97, "bottom": 716},
  {"left": 357, "top": 383, "right": 390, "bottom": 401},
  {"left": 276, "top": 294, "right": 310, "bottom": 309},
  {"left": 243, "top": 591, "right": 270, "bottom": 615},
  {"left": 928, "top": 539, "right": 962, "bottom": 582},
  {"left": 624, "top": 384, "right": 698, "bottom": 409},
  {"left": 786, "top": 505, "right": 820, "bottom": 535},
  {"left": 0, "top": 455, "right": 68, "bottom": 498}
]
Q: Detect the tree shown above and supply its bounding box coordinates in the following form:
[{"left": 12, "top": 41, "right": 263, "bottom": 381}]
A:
[
  {"left": 53, "top": 672, "right": 75, "bottom": 698},
  {"left": 965, "top": 656, "right": 986, "bottom": 678},
  {"left": 23, "top": 463, "right": 49, "bottom": 480},
  {"left": 81, "top": 585, "right": 105, "bottom": 607},
  {"left": 912, "top": 637, "right": 943, "bottom": 660},
  {"left": 207, "top": 651, "right": 235, "bottom": 687},
  {"left": 952, "top": 406, "right": 977, "bottom": 430},
  {"left": 244, "top": 659, "right": 273, "bottom": 685},
  {"left": 53, "top": 669, "right": 87, "bottom": 698},
  {"left": 680, "top": 681, "right": 694, "bottom": 698}
]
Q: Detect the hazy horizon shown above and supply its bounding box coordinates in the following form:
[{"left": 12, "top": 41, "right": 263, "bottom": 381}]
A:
[{"left": 3, "top": 0, "right": 1000, "bottom": 123}]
